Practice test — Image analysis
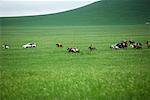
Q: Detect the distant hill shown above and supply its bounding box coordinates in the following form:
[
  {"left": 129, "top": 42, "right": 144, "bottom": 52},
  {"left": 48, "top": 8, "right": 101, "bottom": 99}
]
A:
[{"left": 1, "top": 0, "right": 150, "bottom": 26}]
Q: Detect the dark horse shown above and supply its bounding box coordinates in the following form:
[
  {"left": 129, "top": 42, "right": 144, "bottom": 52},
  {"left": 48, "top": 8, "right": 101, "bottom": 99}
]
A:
[
  {"left": 89, "top": 44, "right": 96, "bottom": 51},
  {"left": 56, "top": 43, "right": 63, "bottom": 47},
  {"left": 110, "top": 40, "right": 128, "bottom": 49},
  {"left": 129, "top": 40, "right": 142, "bottom": 49}
]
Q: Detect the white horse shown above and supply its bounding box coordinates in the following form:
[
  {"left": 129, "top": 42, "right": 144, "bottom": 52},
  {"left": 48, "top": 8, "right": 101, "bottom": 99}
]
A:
[
  {"left": 110, "top": 44, "right": 119, "bottom": 49},
  {"left": 67, "top": 47, "right": 80, "bottom": 53}
]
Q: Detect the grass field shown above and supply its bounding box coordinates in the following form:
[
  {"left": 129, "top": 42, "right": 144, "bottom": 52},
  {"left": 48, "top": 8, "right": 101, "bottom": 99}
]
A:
[{"left": 1, "top": 25, "right": 150, "bottom": 100}]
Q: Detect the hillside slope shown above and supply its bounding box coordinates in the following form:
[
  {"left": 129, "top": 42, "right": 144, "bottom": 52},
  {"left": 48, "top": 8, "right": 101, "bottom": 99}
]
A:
[{"left": 1, "top": 0, "right": 150, "bottom": 26}]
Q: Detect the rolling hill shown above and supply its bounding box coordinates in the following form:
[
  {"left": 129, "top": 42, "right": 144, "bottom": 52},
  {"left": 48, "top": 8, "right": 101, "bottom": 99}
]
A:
[{"left": 1, "top": 0, "right": 150, "bottom": 27}]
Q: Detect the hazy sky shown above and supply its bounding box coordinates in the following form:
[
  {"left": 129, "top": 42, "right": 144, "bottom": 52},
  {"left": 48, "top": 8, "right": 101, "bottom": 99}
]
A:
[{"left": 0, "top": 0, "right": 100, "bottom": 17}]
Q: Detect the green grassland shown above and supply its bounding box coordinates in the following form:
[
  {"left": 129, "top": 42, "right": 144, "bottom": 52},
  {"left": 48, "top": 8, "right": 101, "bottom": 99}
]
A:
[
  {"left": 1, "top": 0, "right": 150, "bottom": 99},
  {"left": 1, "top": 25, "right": 150, "bottom": 100}
]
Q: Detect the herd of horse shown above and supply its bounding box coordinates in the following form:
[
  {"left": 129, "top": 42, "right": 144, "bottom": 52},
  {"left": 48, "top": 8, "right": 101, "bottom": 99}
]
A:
[
  {"left": 54, "top": 40, "right": 150, "bottom": 53},
  {"left": 2, "top": 40, "right": 150, "bottom": 53},
  {"left": 110, "top": 40, "right": 150, "bottom": 49}
]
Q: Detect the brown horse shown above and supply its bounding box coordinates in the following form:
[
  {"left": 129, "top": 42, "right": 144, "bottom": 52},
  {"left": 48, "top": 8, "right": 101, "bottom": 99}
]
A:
[{"left": 144, "top": 41, "right": 150, "bottom": 48}]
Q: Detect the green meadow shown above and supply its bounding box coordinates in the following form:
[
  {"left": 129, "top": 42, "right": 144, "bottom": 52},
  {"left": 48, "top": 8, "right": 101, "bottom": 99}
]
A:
[
  {"left": 1, "top": 0, "right": 150, "bottom": 99},
  {"left": 1, "top": 25, "right": 150, "bottom": 100}
]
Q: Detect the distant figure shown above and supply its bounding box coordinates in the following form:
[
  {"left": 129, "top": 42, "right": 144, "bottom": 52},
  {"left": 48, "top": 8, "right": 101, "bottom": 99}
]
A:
[
  {"left": 89, "top": 44, "right": 96, "bottom": 51},
  {"left": 144, "top": 41, "right": 150, "bottom": 48},
  {"left": 67, "top": 47, "right": 79, "bottom": 53},
  {"left": 128, "top": 40, "right": 135, "bottom": 45},
  {"left": 129, "top": 40, "right": 142, "bottom": 49},
  {"left": 2, "top": 44, "right": 9, "bottom": 49},
  {"left": 56, "top": 43, "right": 63, "bottom": 47},
  {"left": 110, "top": 40, "right": 128, "bottom": 49},
  {"left": 131, "top": 44, "right": 142, "bottom": 49},
  {"left": 121, "top": 40, "right": 128, "bottom": 48}
]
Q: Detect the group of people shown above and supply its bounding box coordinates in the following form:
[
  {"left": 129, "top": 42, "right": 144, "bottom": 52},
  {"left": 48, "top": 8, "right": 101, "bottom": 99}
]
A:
[{"left": 110, "top": 40, "right": 150, "bottom": 49}]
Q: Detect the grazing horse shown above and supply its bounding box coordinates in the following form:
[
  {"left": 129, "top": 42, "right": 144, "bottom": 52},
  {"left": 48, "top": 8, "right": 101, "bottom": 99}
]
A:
[
  {"left": 144, "top": 41, "right": 150, "bottom": 48},
  {"left": 89, "top": 45, "right": 96, "bottom": 51},
  {"left": 67, "top": 47, "right": 79, "bottom": 53},
  {"left": 56, "top": 43, "right": 63, "bottom": 47},
  {"left": 2, "top": 44, "right": 9, "bottom": 49},
  {"left": 129, "top": 40, "right": 142, "bottom": 49}
]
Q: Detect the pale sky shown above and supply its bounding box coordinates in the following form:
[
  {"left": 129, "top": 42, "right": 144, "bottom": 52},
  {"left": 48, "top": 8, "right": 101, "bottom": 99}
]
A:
[{"left": 0, "top": 0, "right": 100, "bottom": 17}]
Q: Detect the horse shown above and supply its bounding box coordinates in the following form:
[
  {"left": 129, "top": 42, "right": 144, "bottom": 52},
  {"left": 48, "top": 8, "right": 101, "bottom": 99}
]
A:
[
  {"left": 110, "top": 40, "right": 128, "bottom": 49},
  {"left": 110, "top": 44, "right": 120, "bottom": 49},
  {"left": 129, "top": 40, "right": 142, "bottom": 49},
  {"left": 144, "top": 41, "right": 150, "bottom": 48},
  {"left": 121, "top": 40, "right": 128, "bottom": 48},
  {"left": 89, "top": 44, "right": 96, "bottom": 51},
  {"left": 67, "top": 47, "right": 79, "bottom": 53},
  {"left": 56, "top": 43, "right": 63, "bottom": 47},
  {"left": 128, "top": 40, "right": 135, "bottom": 44}
]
